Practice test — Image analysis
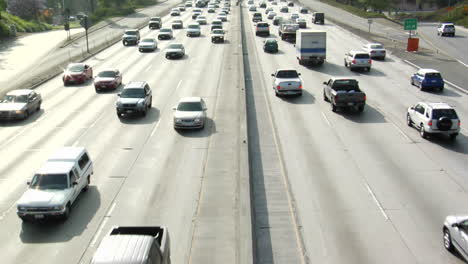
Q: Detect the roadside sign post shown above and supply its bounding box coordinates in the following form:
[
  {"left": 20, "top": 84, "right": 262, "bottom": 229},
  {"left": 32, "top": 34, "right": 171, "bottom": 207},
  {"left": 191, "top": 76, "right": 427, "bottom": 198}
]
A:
[
  {"left": 79, "top": 15, "right": 91, "bottom": 53},
  {"left": 368, "top": 19, "right": 372, "bottom": 33},
  {"left": 404, "top": 18, "right": 417, "bottom": 38}
]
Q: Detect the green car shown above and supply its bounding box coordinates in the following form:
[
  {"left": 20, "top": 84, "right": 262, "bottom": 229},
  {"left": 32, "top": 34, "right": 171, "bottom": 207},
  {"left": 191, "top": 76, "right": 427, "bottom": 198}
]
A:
[{"left": 263, "top": 39, "right": 278, "bottom": 53}]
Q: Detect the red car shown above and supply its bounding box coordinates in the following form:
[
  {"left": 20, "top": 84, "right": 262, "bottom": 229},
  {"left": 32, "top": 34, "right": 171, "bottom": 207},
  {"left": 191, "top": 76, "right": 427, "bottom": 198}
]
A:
[
  {"left": 63, "top": 63, "right": 93, "bottom": 85},
  {"left": 94, "top": 69, "right": 123, "bottom": 92}
]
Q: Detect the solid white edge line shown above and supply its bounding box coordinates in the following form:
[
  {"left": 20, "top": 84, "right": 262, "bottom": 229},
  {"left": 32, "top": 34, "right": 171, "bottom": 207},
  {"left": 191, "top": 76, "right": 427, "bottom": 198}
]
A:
[
  {"left": 90, "top": 202, "right": 116, "bottom": 247},
  {"left": 321, "top": 112, "right": 331, "bottom": 126},
  {"left": 457, "top": 59, "right": 468, "bottom": 68},
  {"left": 365, "top": 183, "right": 389, "bottom": 220},
  {"left": 391, "top": 122, "right": 411, "bottom": 142},
  {"left": 150, "top": 120, "right": 161, "bottom": 137}
]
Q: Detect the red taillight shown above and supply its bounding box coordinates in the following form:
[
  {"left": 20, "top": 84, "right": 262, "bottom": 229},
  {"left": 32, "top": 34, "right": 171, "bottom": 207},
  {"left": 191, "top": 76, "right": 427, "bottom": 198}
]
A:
[
  {"left": 299, "top": 85, "right": 302, "bottom": 89},
  {"left": 458, "top": 120, "right": 461, "bottom": 126},
  {"left": 368, "top": 60, "right": 372, "bottom": 64},
  {"left": 428, "top": 121, "right": 433, "bottom": 126},
  {"left": 370, "top": 51, "right": 376, "bottom": 53},
  {"left": 277, "top": 85, "right": 281, "bottom": 90},
  {"left": 352, "top": 59, "right": 356, "bottom": 64},
  {"left": 363, "top": 95, "right": 366, "bottom": 101}
]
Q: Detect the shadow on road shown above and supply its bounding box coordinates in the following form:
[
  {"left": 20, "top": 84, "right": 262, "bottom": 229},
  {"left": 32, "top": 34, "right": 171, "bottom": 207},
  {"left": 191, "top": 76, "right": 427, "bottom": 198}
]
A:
[
  {"left": 340, "top": 103, "right": 386, "bottom": 124},
  {"left": 119, "top": 107, "right": 160, "bottom": 125},
  {"left": 175, "top": 117, "right": 215, "bottom": 138},
  {"left": 280, "top": 89, "right": 315, "bottom": 104},
  {"left": 19, "top": 186, "right": 101, "bottom": 243},
  {"left": 426, "top": 133, "right": 468, "bottom": 155}
]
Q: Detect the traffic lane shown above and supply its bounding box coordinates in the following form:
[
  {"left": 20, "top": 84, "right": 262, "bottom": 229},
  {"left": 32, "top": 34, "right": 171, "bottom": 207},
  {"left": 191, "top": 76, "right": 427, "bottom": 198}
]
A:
[
  {"left": 418, "top": 23, "right": 468, "bottom": 66},
  {"left": 76, "top": 20, "right": 234, "bottom": 264},
  {"left": 0, "top": 9, "right": 232, "bottom": 263},
  {"left": 248, "top": 10, "right": 468, "bottom": 263},
  {"left": 246, "top": 14, "right": 419, "bottom": 263}
]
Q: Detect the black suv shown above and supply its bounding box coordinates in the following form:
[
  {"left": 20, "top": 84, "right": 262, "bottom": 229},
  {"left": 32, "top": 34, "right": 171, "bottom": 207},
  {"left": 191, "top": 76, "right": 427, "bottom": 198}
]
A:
[
  {"left": 116, "top": 81, "right": 152, "bottom": 118},
  {"left": 148, "top": 17, "right": 162, "bottom": 29},
  {"left": 312, "top": 12, "right": 325, "bottom": 24}
]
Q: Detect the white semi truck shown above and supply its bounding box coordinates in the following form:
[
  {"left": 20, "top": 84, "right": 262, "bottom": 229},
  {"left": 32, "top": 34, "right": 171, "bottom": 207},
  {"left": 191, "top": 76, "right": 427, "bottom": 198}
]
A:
[{"left": 296, "top": 30, "right": 326, "bottom": 66}]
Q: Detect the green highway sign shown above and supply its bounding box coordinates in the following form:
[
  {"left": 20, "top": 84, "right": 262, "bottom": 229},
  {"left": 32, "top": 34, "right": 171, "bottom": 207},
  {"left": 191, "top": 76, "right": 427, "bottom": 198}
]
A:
[{"left": 404, "top": 18, "right": 418, "bottom": 30}]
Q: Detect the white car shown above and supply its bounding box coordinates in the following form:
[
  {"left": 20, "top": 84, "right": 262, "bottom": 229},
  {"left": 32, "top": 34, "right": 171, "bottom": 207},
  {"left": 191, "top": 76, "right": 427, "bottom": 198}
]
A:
[
  {"left": 217, "top": 13, "right": 228, "bottom": 22},
  {"left": 362, "top": 43, "right": 386, "bottom": 60},
  {"left": 437, "top": 22, "right": 455, "bottom": 37},
  {"left": 138, "top": 38, "right": 157, "bottom": 52},
  {"left": 170, "top": 8, "right": 181, "bottom": 16},
  {"left": 196, "top": 15, "right": 208, "bottom": 25},
  {"left": 267, "top": 11, "right": 277, "bottom": 19},
  {"left": 165, "top": 43, "right": 185, "bottom": 59},
  {"left": 407, "top": 102, "right": 460, "bottom": 140},
  {"left": 186, "top": 23, "right": 201, "bottom": 37},
  {"left": 249, "top": 5, "right": 257, "bottom": 11},
  {"left": 158, "top": 28, "right": 173, "bottom": 40},
  {"left": 173, "top": 97, "right": 207, "bottom": 129},
  {"left": 444, "top": 215, "right": 468, "bottom": 261}
]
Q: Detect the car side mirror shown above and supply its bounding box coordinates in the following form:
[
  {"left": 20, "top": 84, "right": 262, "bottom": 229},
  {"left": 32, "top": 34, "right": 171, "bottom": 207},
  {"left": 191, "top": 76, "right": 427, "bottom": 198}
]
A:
[
  {"left": 452, "top": 223, "right": 459, "bottom": 228},
  {"left": 298, "top": 73, "right": 301, "bottom": 76},
  {"left": 410, "top": 106, "right": 415, "bottom": 110},
  {"left": 26, "top": 181, "right": 30, "bottom": 185},
  {"left": 172, "top": 106, "right": 177, "bottom": 110},
  {"left": 323, "top": 82, "right": 327, "bottom": 85},
  {"left": 203, "top": 107, "right": 207, "bottom": 111},
  {"left": 271, "top": 73, "right": 274, "bottom": 76},
  {"left": 72, "top": 181, "right": 78, "bottom": 186},
  {"left": 117, "top": 93, "right": 121, "bottom": 97}
]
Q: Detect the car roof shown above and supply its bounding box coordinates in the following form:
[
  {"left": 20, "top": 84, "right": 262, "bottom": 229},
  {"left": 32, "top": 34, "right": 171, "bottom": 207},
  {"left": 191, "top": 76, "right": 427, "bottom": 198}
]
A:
[
  {"left": 99, "top": 69, "right": 119, "bottom": 73},
  {"left": 423, "top": 102, "right": 453, "bottom": 109},
  {"left": 48, "top": 147, "right": 87, "bottom": 161},
  {"left": 441, "top": 22, "right": 454, "bottom": 25},
  {"left": 6, "top": 89, "right": 34, "bottom": 96},
  {"left": 418, "top": 68, "right": 440, "bottom": 75},
  {"left": 37, "top": 161, "right": 75, "bottom": 174},
  {"left": 124, "top": 81, "right": 147, "bottom": 89},
  {"left": 92, "top": 235, "right": 153, "bottom": 264},
  {"left": 68, "top": 62, "right": 85, "bottom": 67},
  {"left": 179, "top": 97, "right": 203, "bottom": 103},
  {"left": 366, "top": 42, "right": 383, "bottom": 46}
]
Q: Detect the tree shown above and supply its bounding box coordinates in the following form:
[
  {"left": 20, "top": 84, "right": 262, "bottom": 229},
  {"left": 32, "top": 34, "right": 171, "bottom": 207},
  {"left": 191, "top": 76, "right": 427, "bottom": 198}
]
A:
[
  {"left": 7, "top": 0, "right": 46, "bottom": 20},
  {"left": 0, "top": 0, "right": 6, "bottom": 19}
]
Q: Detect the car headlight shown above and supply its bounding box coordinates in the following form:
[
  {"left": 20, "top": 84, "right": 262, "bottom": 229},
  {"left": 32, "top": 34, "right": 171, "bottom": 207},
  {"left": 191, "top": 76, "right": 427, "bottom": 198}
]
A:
[
  {"left": 137, "top": 100, "right": 145, "bottom": 106},
  {"left": 175, "top": 118, "right": 182, "bottom": 123},
  {"left": 17, "top": 206, "right": 26, "bottom": 211},
  {"left": 116, "top": 101, "right": 122, "bottom": 107},
  {"left": 53, "top": 205, "right": 64, "bottom": 210},
  {"left": 15, "top": 110, "right": 23, "bottom": 114},
  {"left": 194, "top": 118, "right": 201, "bottom": 122}
]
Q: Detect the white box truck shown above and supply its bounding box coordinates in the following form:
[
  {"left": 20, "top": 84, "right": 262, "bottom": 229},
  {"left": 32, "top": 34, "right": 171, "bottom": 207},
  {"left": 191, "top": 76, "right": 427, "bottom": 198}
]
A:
[{"left": 296, "top": 30, "right": 326, "bottom": 66}]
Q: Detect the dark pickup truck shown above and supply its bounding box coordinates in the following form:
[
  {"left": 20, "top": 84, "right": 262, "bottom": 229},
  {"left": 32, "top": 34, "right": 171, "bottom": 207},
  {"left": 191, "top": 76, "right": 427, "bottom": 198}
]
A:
[
  {"left": 91, "top": 226, "right": 171, "bottom": 264},
  {"left": 323, "top": 78, "right": 366, "bottom": 112}
]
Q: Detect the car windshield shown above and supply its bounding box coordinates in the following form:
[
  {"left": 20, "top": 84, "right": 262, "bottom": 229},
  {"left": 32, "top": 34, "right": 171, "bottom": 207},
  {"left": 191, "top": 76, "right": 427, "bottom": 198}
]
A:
[
  {"left": 67, "top": 64, "right": 84, "bottom": 72},
  {"left": 150, "top": 18, "right": 160, "bottom": 21},
  {"left": 125, "top": 31, "right": 137, "bottom": 35},
  {"left": 142, "top": 39, "right": 154, "bottom": 43},
  {"left": 432, "top": 109, "right": 458, "bottom": 119},
  {"left": 212, "top": 30, "right": 224, "bottom": 34},
  {"left": 355, "top": 54, "right": 370, "bottom": 59},
  {"left": 370, "top": 44, "right": 383, "bottom": 49},
  {"left": 198, "top": 16, "right": 206, "bottom": 19},
  {"left": 332, "top": 80, "right": 360, "bottom": 91},
  {"left": 177, "top": 102, "right": 203, "bottom": 111},
  {"left": 2, "top": 94, "right": 28, "bottom": 103},
  {"left": 425, "top": 72, "right": 441, "bottom": 78},
  {"left": 160, "top": 28, "right": 171, "bottom": 32},
  {"left": 173, "top": 20, "right": 182, "bottom": 23},
  {"left": 168, "top": 44, "right": 183, "bottom": 49},
  {"left": 189, "top": 25, "right": 200, "bottom": 29},
  {"left": 30, "top": 174, "right": 68, "bottom": 190},
  {"left": 276, "top": 70, "right": 298, "bottom": 78},
  {"left": 445, "top": 25, "right": 454, "bottom": 28},
  {"left": 97, "top": 71, "right": 116, "bottom": 78},
  {"left": 266, "top": 40, "right": 277, "bottom": 44},
  {"left": 121, "top": 88, "right": 145, "bottom": 98}
]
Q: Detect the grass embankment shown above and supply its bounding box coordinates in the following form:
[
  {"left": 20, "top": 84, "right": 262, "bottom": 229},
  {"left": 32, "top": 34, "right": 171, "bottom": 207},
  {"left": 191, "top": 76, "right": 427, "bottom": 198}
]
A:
[
  {"left": 395, "top": 1, "right": 468, "bottom": 28},
  {"left": 0, "top": 11, "right": 53, "bottom": 38},
  {"left": 89, "top": 0, "right": 158, "bottom": 27},
  {"left": 317, "top": 0, "right": 386, "bottom": 18}
]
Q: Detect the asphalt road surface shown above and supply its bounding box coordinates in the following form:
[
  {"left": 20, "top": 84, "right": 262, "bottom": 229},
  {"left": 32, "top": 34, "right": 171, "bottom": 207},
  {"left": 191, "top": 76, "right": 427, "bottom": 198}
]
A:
[{"left": 1, "top": 1, "right": 468, "bottom": 264}]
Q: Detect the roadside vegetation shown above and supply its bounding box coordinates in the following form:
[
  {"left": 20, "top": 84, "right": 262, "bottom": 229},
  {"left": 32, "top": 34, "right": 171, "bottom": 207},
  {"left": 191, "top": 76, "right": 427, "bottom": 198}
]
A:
[
  {"left": 395, "top": 1, "right": 468, "bottom": 27},
  {"left": 0, "top": 0, "right": 158, "bottom": 39},
  {"left": 317, "top": 0, "right": 386, "bottom": 18}
]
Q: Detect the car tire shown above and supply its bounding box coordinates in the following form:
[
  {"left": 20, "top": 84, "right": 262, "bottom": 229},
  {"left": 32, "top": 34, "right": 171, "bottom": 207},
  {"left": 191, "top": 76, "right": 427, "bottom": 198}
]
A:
[
  {"left": 444, "top": 229, "right": 454, "bottom": 252},
  {"left": 275, "top": 91, "right": 279, "bottom": 97},
  {"left": 95, "top": 87, "right": 100, "bottom": 93},
  {"left": 37, "top": 103, "right": 41, "bottom": 111},
  {"left": 367, "top": 67, "right": 371, "bottom": 72},
  {"left": 410, "top": 78, "right": 414, "bottom": 86},
  {"left": 62, "top": 204, "right": 71, "bottom": 220},
  {"left": 117, "top": 112, "right": 122, "bottom": 118},
  {"left": 450, "top": 134, "right": 458, "bottom": 140},
  {"left": 406, "top": 114, "right": 413, "bottom": 127},
  {"left": 358, "top": 105, "right": 364, "bottom": 112},
  {"left": 83, "top": 176, "right": 90, "bottom": 191},
  {"left": 420, "top": 124, "right": 427, "bottom": 138},
  {"left": 142, "top": 108, "right": 147, "bottom": 117},
  {"left": 323, "top": 91, "right": 329, "bottom": 102},
  {"left": 331, "top": 104, "right": 337, "bottom": 112},
  {"left": 344, "top": 60, "right": 348, "bottom": 67}
]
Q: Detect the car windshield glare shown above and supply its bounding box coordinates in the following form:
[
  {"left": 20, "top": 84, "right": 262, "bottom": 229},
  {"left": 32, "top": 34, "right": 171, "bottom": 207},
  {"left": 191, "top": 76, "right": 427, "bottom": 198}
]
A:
[
  {"left": 126, "top": 31, "right": 137, "bottom": 35},
  {"left": 2, "top": 94, "right": 28, "bottom": 103},
  {"left": 161, "top": 29, "right": 171, "bottom": 32},
  {"left": 169, "top": 44, "right": 183, "bottom": 49},
  {"left": 425, "top": 73, "right": 441, "bottom": 78},
  {"left": 432, "top": 109, "right": 458, "bottom": 119},
  {"left": 189, "top": 25, "right": 200, "bottom": 29},
  {"left": 68, "top": 64, "right": 84, "bottom": 72},
  {"left": 121, "top": 88, "right": 145, "bottom": 98},
  {"left": 371, "top": 44, "right": 383, "bottom": 49},
  {"left": 98, "top": 71, "right": 116, "bottom": 78},
  {"left": 277, "top": 70, "right": 298, "bottom": 78},
  {"left": 30, "top": 174, "right": 68, "bottom": 190},
  {"left": 355, "top": 54, "right": 370, "bottom": 59},
  {"left": 178, "top": 102, "right": 203, "bottom": 111},
  {"left": 142, "top": 39, "right": 154, "bottom": 42}
]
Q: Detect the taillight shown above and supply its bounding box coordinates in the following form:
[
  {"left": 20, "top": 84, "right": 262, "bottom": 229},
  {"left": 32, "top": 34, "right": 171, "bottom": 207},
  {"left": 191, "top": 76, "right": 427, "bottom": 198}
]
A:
[
  {"left": 370, "top": 51, "right": 376, "bottom": 53},
  {"left": 363, "top": 95, "right": 366, "bottom": 101},
  {"left": 458, "top": 120, "right": 461, "bottom": 127},
  {"left": 428, "top": 120, "right": 433, "bottom": 126},
  {"left": 277, "top": 85, "right": 281, "bottom": 90},
  {"left": 352, "top": 59, "right": 356, "bottom": 64},
  {"left": 368, "top": 60, "right": 372, "bottom": 64},
  {"left": 299, "top": 85, "right": 302, "bottom": 89}
]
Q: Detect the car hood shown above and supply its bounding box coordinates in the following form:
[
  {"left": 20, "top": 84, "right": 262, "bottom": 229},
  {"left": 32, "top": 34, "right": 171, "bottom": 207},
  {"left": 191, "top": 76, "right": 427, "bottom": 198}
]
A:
[
  {"left": 174, "top": 111, "right": 203, "bottom": 119},
  {"left": 17, "top": 189, "right": 69, "bottom": 207},
  {"left": 118, "top": 98, "right": 145, "bottom": 104},
  {"left": 95, "top": 77, "right": 116, "bottom": 83},
  {"left": 166, "top": 48, "right": 184, "bottom": 53},
  {"left": 0, "top": 102, "right": 27, "bottom": 111}
]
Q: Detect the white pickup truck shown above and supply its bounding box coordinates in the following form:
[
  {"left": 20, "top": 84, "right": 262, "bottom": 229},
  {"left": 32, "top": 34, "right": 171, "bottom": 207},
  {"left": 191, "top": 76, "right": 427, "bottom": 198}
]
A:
[{"left": 271, "top": 69, "right": 303, "bottom": 97}]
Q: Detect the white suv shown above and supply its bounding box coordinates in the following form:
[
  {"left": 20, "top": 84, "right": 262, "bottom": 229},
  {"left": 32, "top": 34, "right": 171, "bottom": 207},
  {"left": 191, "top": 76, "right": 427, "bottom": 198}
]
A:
[
  {"left": 437, "top": 23, "right": 455, "bottom": 37},
  {"left": 406, "top": 102, "right": 460, "bottom": 140}
]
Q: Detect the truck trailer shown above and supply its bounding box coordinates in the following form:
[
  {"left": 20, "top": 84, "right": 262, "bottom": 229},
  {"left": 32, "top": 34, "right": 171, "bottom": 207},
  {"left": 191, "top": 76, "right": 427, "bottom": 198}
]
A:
[{"left": 296, "top": 30, "right": 326, "bottom": 66}]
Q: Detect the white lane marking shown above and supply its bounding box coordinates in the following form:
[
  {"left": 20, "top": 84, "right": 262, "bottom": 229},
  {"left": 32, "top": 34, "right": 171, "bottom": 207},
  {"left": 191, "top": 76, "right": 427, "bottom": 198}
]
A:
[
  {"left": 0, "top": 128, "right": 28, "bottom": 149},
  {"left": 177, "top": 80, "right": 182, "bottom": 89},
  {"left": 365, "top": 183, "right": 389, "bottom": 220},
  {"left": 403, "top": 60, "right": 420, "bottom": 69},
  {"left": 457, "top": 60, "right": 468, "bottom": 68},
  {"left": 72, "top": 140, "right": 79, "bottom": 147},
  {"left": 145, "top": 65, "right": 153, "bottom": 72},
  {"left": 150, "top": 120, "right": 161, "bottom": 137},
  {"left": 391, "top": 122, "right": 411, "bottom": 142},
  {"left": 321, "top": 112, "right": 331, "bottom": 126},
  {"left": 444, "top": 79, "right": 467, "bottom": 92},
  {"left": 90, "top": 202, "right": 116, "bottom": 247}
]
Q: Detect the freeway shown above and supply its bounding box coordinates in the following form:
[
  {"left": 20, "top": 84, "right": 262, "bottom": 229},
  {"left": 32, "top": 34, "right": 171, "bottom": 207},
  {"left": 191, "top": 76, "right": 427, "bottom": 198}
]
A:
[
  {"left": 0, "top": 4, "right": 250, "bottom": 264},
  {"left": 0, "top": 0, "right": 467, "bottom": 264}
]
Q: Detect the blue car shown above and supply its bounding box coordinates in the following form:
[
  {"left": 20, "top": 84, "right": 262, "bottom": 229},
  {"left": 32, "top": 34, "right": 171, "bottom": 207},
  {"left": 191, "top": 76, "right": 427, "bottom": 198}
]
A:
[{"left": 411, "top": 68, "right": 444, "bottom": 91}]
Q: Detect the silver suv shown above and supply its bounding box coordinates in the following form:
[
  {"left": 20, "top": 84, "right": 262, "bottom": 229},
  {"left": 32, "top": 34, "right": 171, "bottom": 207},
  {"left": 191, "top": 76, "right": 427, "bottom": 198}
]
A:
[
  {"left": 344, "top": 50, "right": 372, "bottom": 71},
  {"left": 444, "top": 215, "right": 468, "bottom": 262},
  {"left": 406, "top": 102, "right": 460, "bottom": 140},
  {"left": 116, "top": 81, "right": 152, "bottom": 118},
  {"left": 122, "top": 29, "right": 140, "bottom": 46},
  {"left": 437, "top": 23, "right": 455, "bottom": 37}
]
